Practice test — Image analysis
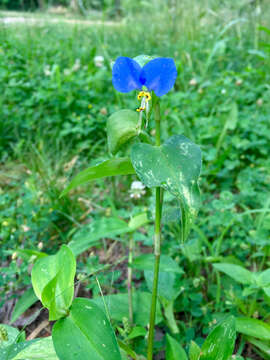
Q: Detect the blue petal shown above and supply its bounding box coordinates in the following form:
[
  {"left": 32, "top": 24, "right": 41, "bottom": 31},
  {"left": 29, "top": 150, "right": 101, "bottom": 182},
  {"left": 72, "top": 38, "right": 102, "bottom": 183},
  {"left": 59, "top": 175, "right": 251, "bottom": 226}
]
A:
[
  {"left": 141, "top": 58, "right": 177, "bottom": 97},
  {"left": 112, "top": 57, "right": 142, "bottom": 93}
]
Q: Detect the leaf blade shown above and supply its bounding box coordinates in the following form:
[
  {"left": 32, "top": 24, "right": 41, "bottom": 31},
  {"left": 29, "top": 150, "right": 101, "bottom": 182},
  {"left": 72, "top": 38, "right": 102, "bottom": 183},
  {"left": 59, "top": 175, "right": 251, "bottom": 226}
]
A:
[{"left": 61, "top": 158, "right": 135, "bottom": 196}]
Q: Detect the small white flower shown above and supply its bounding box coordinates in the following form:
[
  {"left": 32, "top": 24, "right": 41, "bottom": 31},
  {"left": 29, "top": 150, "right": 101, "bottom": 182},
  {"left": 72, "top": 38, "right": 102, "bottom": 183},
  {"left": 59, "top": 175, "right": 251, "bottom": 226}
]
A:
[
  {"left": 221, "top": 88, "right": 226, "bottom": 94},
  {"left": 72, "top": 58, "right": 81, "bottom": 72},
  {"left": 129, "top": 181, "right": 146, "bottom": 199},
  {"left": 94, "top": 55, "right": 104, "bottom": 68},
  {"left": 189, "top": 78, "right": 197, "bottom": 86},
  {"left": 22, "top": 225, "right": 30, "bottom": 232},
  {"left": 235, "top": 79, "right": 243, "bottom": 86},
  {"left": 131, "top": 181, "right": 145, "bottom": 190},
  {"left": 44, "top": 65, "right": 52, "bottom": 76},
  {"left": 64, "top": 69, "right": 71, "bottom": 76}
]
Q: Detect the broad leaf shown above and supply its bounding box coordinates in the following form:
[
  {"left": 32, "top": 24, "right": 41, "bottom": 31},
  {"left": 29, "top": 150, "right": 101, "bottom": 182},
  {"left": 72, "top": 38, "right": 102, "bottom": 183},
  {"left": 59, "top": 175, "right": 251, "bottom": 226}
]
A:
[
  {"left": 31, "top": 245, "right": 76, "bottom": 320},
  {"left": 166, "top": 334, "right": 188, "bottom": 360},
  {"left": 131, "top": 134, "right": 201, "bottom": 241},
  {"left": 52, "top": 298, "right": 120, "bottom": 360},
  {"left": 201, "top": 316, "right": 236, "bottom": 360},
  {"left": 236, "top": 317, "right": 270, "bottom": 340},
  {"left": 107, "top": 109, "right": 139, "bottom": 155},
  {"left": 92, "top": 291, "right": 162, "bottom": 326},
  {"left": 213, "top": 263, "right": 254, "bottom": 285},
  {"left": 61, "top": 158, "right": 135, "bottom": 196}
]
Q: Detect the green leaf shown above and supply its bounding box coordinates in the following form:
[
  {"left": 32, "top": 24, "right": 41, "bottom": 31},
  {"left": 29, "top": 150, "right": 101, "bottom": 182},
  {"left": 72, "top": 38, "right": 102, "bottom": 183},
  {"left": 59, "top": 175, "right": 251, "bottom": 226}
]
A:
[
  {"left": 0, "top": 325, "right": 20, "bottom": 350},
  {"left": 189, "top": 340, "right": 201, "bottom": 360},
  {"left": 68, "top": 217, "right": 130, "bottom": 256},
  {"left": 162, "top": 299, "right": 179, "bottom": 334},
  {"left": 144, "top": 269, "right": 180, "bottom": 301},
  {"left": 201, "top": 316, "right": 236, "bottom": 360},
  {"left": 247, "top": 336, "right": 270, "bottom": 357},
  {"left": 107, "top": 110, "right": 139, "bottom": 155},
  {"left": 127, "top": 326, "right": 147, "bottom": 340},
  {"left": 213, "top": 263, "right": 254, "bottom": 285},
  {"left": 236, "top": 317, "right": 270, "bottom": 340},
  {"left": 131, "top": 134, "right": 202, "bottom": 242},
  {"left": 1, "top": 339, "right": 40, "bottom": 360},
  {"left": 92, "top": 292, "right": 162, "bottom": 326},
  {"left": 31, "top": 245, "right": 76, "bottom": 320},
  {"left": 11, "top": 288, "right": 38, "bottom": 324},
  {"left": 166, "top": 334, "right": 188, "bottom": 360},
  {"left": 61, "top": 158, "right": 135, "bottom": 196},
  {"left": 69, "top": 213, "right": 148, "bottom": 257},
  {"left": 131, "top": 254, "right": 183, "bottom": 273},
  {"left": 257, "top": 269, "right": 270, "bottom": 287},
  {"left": 16, "top": 249, "right": 48, "bottom": 261},
  {"left": 52, "top": 298, "right": 120, "bottom": 360},
  {"left": 133, "top": 255, "right": 183, "bottom": 301},
  {"left": 12, "top": 337, "right": 58, "bottom": 360},
  {"left": 118, "top": 341, "right": 140, "bottom": 360},
  {"left": 128, "top": 212, "right": 149, "bottom": 231}
]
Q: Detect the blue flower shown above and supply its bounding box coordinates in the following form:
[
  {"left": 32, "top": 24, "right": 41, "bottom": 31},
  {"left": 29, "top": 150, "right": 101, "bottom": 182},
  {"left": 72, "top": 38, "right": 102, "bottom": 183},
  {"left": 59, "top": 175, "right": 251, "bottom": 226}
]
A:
[{"left": 112, "top": 56, "right": 177, "bottom": 97}]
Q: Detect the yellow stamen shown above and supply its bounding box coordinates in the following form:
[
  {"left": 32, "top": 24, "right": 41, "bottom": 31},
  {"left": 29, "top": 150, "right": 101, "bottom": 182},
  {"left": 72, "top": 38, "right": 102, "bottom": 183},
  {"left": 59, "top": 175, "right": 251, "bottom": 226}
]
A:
[
  {"left": 137, "top": 91, "right": 151, "bottom": 101},
  {"left": 136, "top": 106, "right": 146, "bottom": 112},
  {"left": 144, "top": 92, "right": 151, "bottom": 101}
]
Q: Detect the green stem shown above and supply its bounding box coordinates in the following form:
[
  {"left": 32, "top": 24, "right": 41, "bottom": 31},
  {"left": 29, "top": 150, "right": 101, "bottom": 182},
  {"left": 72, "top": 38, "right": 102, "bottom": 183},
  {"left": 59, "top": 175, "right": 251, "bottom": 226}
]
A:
[
  {"left": 147, "top": 95, "right": 162, "bottom": 360},
  {"left": 128, "top": 236, "right": 134, "bottom": 325}
]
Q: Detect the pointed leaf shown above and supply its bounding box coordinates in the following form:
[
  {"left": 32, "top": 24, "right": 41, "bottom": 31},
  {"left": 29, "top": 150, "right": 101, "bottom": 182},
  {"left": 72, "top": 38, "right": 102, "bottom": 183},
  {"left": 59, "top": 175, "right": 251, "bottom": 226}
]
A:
[
  {"left": 166, "top": 334, "right": 188, "bottom": 360},
  {"left": 213, "top": 263, "right": 254, "bottom": 285},
  {"left": 189, "top": 340, "right": 201, "bottom": 360},
  {"left": 131, "top": 135, "right": 202, "bottom": 241},
  {"left": 201, "top": 316, "right": 236, "bottom": 360},
  {"left": 61, "top": 158, "right": 135, "bottom": 196},
  {"left": 236, "top": 317, "right": 270, "bottom": 340}
]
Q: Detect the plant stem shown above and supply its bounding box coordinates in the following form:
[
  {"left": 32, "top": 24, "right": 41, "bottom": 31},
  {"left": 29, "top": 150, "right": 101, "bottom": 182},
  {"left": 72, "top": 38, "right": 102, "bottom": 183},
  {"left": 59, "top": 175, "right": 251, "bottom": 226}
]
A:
[
  {"left": 128, "top": 236, "right": 134, "bottom": 325},
  {"left": 147, "top": 95, "right": 162, "bottom": 360}
]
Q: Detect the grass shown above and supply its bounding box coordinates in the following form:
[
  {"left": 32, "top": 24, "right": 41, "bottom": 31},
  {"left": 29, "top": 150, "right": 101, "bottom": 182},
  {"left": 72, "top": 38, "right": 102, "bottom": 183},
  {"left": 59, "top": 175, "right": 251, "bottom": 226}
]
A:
[{"left": 0, "top": 0, "right": 270, "bottom": 358}]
